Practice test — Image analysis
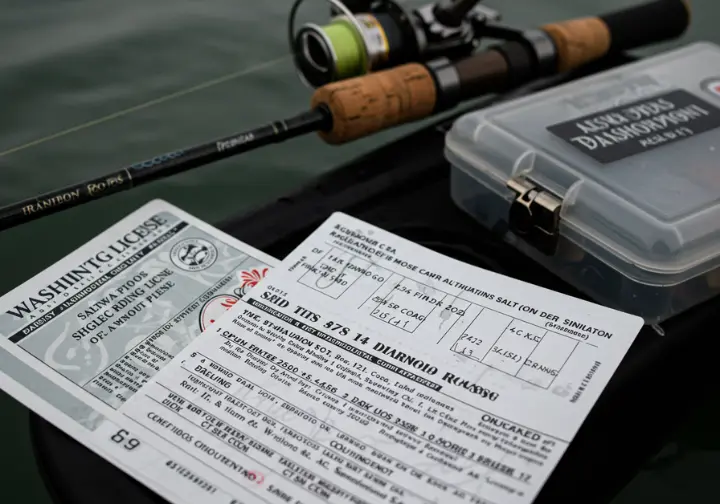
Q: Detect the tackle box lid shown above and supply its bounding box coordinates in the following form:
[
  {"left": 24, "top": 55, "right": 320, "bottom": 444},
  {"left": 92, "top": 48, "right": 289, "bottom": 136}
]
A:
[{"left": 445, "top": 42, "right": 720, "bottom": 285}]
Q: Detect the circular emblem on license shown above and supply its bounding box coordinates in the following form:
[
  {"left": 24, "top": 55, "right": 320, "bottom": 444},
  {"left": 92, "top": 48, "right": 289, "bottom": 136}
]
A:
[
  {"left": 170, "top": 238, "right": 217, "bottom": 271},
  {"left": 199, "top": 295, "right": 239, "bottom": 331}
]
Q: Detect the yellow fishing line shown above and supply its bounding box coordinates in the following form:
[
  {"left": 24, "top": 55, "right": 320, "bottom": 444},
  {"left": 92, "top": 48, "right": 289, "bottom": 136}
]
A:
[{"left": 0, "top": 55, "right": 289, "bottom": 159}]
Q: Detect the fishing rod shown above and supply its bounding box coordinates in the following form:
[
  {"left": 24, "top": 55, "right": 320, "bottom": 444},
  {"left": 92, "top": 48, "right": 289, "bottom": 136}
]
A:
[{"left": 0, "top": 0, "right": 691, "bottom": 233}]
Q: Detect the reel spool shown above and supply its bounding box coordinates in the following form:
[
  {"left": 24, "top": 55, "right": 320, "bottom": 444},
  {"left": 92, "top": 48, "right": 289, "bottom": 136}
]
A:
[
  {"left": 288, "top": 0, "right": 500, "bottom": 87},
  {"left": 288, "top": 0, "right": 423, "bottom": 88}
]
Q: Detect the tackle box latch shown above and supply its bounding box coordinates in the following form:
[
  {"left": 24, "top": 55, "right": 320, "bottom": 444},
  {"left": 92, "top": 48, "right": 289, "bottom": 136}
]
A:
[{"left": 506, "top": 176, "right": 562, "bottom": 255}]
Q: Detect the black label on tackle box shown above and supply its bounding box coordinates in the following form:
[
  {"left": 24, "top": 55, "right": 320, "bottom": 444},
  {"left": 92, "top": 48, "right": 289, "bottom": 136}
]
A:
[{"left": 547, "top": 89, "right": 720, "bottom": 164}]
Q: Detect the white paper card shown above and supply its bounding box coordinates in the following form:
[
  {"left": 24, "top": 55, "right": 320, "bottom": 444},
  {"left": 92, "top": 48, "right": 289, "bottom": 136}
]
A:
[
  {"left": 0, "top": 199, "right": 277, "bottom": 504},
  {"left": 121, "top": 212, "right": 643, "bottom": 504}
]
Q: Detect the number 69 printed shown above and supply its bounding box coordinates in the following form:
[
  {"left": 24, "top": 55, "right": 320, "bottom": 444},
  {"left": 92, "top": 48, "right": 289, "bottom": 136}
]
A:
[{"left": 110, "top": 428, "right": 142, "bottom": 451}]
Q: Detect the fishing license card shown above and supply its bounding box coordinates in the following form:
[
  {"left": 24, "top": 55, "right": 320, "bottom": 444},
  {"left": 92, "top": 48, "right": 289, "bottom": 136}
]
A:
[
  {"left": 119, "top": 212, "right": 645, "bottom": 504},
  {"left": 0, "top": 199, "right": 277, "bottom": 501}
]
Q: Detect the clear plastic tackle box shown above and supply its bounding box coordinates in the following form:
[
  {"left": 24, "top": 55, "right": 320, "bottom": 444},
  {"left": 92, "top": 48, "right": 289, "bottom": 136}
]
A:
[{"left": 445, "top": 42, "right": 720, "bottom": 324}]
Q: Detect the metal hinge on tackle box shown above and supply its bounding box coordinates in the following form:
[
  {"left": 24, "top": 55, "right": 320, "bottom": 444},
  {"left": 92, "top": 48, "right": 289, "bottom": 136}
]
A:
[{"left": 506, "top": 176, "right": 562, "bottom": 255}]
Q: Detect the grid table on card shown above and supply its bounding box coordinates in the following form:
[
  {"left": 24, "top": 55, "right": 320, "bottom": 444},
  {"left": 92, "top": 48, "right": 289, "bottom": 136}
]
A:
[
  {"left": 297, "top": 246, "right": 392, "bottom": 299},
  {"left": 299, "top": 244, "right": 586, "bottom": 390},
  {"left": 450, "top": 308, "right": 579, "bottom": 389}
]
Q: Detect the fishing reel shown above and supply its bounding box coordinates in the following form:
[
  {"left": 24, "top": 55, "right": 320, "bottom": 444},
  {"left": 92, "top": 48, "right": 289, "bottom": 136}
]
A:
[{"left": 288, "top": 0, "right": 501, "bottom": 87}]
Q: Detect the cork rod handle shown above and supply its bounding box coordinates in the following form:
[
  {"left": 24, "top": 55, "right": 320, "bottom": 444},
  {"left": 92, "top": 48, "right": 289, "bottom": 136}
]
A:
[
  {"left": 310, "top": 63, "right": 437, "bottom": 145},
  {"left": 542, "top": 0, "right": 691, "bottom": 73}
]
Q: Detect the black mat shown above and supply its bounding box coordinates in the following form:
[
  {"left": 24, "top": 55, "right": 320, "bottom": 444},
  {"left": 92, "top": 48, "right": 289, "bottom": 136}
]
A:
[{"left": 29, "top": 53, "right": 720, "bottom": 504}]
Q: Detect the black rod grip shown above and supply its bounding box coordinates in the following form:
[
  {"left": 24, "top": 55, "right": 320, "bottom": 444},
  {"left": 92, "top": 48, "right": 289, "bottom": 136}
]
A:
[
  {"left": 541, "top": 0, "right": 691, "bottom": 72},
  {"left": 600, "top": 0, "right": 691, "bottom": 53}
]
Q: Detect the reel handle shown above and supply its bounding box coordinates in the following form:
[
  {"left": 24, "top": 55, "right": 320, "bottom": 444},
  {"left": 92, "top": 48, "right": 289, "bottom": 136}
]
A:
[
  {"left": 542, "top": 0, "right": 691, "bottom": 72},
  {"left": 433, "top": 0, "right": 483, "bottom": 27}
]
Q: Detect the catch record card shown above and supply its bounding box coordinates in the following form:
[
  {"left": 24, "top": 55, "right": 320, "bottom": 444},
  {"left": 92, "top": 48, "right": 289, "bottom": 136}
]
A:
[
  {"left": 125, "top": 213, "right": 643, "bottom": 504},
  {"left": 0, "top": 204, "right": 644, "bottom": 504}
]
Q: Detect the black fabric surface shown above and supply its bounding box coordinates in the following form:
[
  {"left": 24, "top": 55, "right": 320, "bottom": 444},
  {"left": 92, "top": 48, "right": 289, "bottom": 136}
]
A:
[{"left": 29, "top": 53, "right": 720, "bottom": 504}]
